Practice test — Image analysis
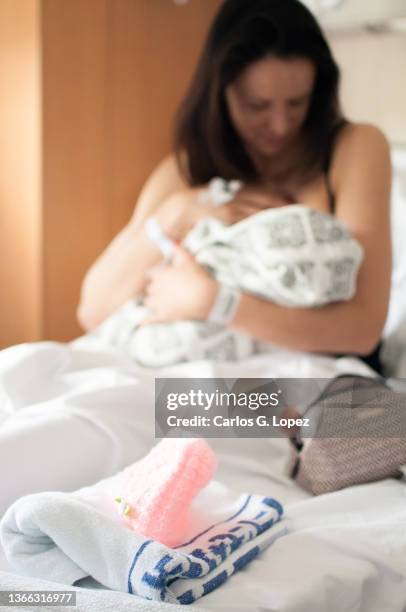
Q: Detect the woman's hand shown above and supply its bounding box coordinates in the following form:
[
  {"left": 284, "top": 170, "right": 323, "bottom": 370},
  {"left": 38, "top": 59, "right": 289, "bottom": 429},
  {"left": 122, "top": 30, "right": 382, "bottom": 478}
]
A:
[{"left": 142, "top": 245, "right": 219, "bottom": 324}]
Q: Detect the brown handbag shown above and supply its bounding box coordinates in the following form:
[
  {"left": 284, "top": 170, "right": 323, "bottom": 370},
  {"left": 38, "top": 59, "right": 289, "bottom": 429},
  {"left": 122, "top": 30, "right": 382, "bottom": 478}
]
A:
[{"left": 288, "top": 375, "right": 406, "bottom": 495}]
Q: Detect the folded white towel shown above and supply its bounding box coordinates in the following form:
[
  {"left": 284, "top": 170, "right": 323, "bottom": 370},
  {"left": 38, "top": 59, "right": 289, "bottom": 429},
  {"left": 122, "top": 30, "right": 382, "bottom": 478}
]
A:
[{"left": 0, "top": 479, "right": 288, "bottom": 605}]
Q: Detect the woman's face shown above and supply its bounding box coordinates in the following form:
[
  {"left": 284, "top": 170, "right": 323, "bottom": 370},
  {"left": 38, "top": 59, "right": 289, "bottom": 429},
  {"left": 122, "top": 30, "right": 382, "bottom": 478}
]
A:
[{"left": 225, "top": 55, "right": 316, "bottom": 158}]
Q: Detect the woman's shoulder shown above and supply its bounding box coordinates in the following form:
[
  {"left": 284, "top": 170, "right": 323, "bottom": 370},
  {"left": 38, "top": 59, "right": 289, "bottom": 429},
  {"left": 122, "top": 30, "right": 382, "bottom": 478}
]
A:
[
  {"left": 130, "top": 154, "right": 189, "bottom": 227},
  {"left": 333, "top": 122, "right": 390, "bottom": 167},
  {"left": 330, "top": 122, "right": 391, "bottom": 190},
  {"left": 149, "top": 153, "right": 188, "bottom": 188}
]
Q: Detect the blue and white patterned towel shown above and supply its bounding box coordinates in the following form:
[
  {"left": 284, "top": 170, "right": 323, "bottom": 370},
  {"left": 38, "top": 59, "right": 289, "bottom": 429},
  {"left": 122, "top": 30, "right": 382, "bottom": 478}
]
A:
[{"left": 0, "top": 480, "right": 288, "bottom": 605}]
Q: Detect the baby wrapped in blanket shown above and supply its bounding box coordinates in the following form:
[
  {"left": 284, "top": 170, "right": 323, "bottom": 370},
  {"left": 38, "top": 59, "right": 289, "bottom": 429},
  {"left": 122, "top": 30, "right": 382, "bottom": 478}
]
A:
[{"left": 87, "top": 183, "right": 364, "bottom": 367}]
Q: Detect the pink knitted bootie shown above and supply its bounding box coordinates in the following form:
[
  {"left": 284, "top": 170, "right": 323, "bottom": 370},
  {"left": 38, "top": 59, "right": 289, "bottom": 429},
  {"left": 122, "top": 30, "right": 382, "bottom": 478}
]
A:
[{"left": 113, "top": 438, "right": 217, "bottom": 546}]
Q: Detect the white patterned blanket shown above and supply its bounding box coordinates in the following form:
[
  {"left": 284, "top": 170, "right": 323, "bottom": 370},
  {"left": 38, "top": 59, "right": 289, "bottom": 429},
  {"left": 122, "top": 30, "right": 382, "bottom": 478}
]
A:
[{"left": 87, "top": 205, "right": 363, "bottom": 367}]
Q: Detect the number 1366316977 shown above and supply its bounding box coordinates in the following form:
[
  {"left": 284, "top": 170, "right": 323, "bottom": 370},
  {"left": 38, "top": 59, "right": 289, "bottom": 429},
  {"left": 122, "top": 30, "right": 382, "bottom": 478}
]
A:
[{"left": 0, "top": 590, "right": 77, "bottom": 607}]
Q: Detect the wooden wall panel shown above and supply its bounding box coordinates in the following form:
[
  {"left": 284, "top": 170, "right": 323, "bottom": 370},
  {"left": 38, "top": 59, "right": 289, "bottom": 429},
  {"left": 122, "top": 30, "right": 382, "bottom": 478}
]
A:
[
  {"left": 0, "top": 0, "right": 41, "bottom": 347},
  {"left": 42, "top": 0, "right": 108, "bottom": 341},
  {"left": 43, "top": 0, "right": 222, "bottom": 342},
  {"left": 105, "top": 0, "right": 223, "bottom": 235},
  {"left": 0, "top": 0, "right": 223, "bottom": 345}
]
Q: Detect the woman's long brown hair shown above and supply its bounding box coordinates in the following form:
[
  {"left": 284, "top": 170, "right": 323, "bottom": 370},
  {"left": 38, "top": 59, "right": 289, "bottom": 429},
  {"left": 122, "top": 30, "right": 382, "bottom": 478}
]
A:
[{"left": 173, "top": 0, "right": 347, "bottom": 186}]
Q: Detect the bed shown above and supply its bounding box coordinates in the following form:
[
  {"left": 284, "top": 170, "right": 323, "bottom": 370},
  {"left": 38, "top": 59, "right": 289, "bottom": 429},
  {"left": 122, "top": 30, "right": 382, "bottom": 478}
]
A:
[{"left": 0, "top": 147, "right": 405, "bottom": 612}]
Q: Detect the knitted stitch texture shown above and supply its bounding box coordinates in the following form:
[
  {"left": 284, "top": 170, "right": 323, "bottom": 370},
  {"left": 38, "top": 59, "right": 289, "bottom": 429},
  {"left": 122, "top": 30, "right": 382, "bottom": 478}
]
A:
[{"left": 113, "top": 438, "right": 217, "bottom": 546}]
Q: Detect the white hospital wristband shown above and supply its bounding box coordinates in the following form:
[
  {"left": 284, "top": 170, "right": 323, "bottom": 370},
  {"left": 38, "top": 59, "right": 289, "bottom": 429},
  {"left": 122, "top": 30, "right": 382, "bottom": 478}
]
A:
[{"left": 207, "top": 284, "right": 241, "bottom": 326}]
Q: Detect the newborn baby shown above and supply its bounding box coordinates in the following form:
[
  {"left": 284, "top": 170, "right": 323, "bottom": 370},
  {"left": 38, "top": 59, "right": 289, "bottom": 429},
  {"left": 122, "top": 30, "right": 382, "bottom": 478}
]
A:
[{"left": 86, "top": 180, "right": 364, "bottom": 367}]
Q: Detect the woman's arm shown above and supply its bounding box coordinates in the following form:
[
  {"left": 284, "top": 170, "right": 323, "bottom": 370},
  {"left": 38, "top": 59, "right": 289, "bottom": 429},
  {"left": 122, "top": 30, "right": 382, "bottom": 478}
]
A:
[
  {"left": 143, "top": 124, "right": 392, "bottom": 356},
  {"left": 77, "top": 155, "right": 189, "bottom": 331},
  {"left": 77, "top": 158, "right": 280, "bottom": 331},
  {"left": 230, "top": 124, "right": 392, "bottom": 354}
]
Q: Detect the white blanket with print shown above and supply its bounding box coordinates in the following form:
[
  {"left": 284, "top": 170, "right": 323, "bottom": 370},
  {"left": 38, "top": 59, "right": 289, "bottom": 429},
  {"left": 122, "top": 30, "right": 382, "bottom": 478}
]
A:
[{"left": 86, "top": 205, "right": 363, "bottom": 367}]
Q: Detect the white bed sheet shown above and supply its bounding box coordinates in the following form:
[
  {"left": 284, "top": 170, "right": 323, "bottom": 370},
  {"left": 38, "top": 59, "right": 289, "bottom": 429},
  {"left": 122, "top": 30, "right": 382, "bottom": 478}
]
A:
[{"left": 0, "top": 338, "right": 405, "bottom": 612}]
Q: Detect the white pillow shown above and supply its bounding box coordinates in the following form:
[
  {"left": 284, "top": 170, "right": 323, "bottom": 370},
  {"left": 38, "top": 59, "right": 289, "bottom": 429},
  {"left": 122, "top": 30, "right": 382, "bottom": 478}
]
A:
[{"left": 381, "top": 147, "right": 406, "bottom": 377}]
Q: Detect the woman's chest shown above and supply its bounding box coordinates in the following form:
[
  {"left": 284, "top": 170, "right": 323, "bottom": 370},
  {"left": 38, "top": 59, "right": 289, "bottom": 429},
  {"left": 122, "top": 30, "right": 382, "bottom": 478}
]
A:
[{"left": 267, "top": 173, "right": 334, "bottom": 215}]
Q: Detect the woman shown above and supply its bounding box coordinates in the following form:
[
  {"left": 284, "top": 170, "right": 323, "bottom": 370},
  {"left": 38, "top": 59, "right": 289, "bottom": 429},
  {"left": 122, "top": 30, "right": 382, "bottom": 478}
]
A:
[
  {"left": 77, "top": 0, "right": 391, "bottom": 373},
  {"left": 0, "top": 0, "right": 392, "bottom": 520}
]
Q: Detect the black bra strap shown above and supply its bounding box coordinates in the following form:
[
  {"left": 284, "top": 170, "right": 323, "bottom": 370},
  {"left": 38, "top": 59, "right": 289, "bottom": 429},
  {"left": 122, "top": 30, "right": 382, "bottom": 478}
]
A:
[{"left": 325, "top": 174, "right": 335, "bottom": 214}]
